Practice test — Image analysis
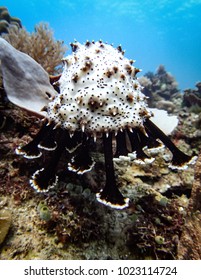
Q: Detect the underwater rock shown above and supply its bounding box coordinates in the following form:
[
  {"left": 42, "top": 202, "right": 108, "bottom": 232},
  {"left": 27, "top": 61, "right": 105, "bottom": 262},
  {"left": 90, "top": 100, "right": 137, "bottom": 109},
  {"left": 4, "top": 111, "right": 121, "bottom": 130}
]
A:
[
  {"left": 0, "top": 38, "right": 56, "bottom": 116},
  {"left": 182, "top": 82, "right": 201, "bottom": 110},
  {"left": 177, "top": 152, "right": 201, "bottom": 259},
  {"left": 0, "top": 208, "right": 12, "bottom": 245}
]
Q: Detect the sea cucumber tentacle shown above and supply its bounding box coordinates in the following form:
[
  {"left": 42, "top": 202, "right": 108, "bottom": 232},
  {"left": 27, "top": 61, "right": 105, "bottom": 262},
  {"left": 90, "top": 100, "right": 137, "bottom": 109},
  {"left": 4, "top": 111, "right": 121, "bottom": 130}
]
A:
[
  {"left": 144, "top": 118, "right": 197, "bottom": 169},
  {"left": 65, "top": 131, "right": 86, "bottom": 153},
  {"left": 68, "top": 139, "right": 95, "bottom": 174},
  {"left": 30, "top": 129, "right": 66, "bottom": 192},
  {"left": 127, "top": 128, "right": 155, "bottom": 164},
  {"left": 96, "top": 132, "right": 129, "bottom": 209},
  {"left": 15, "top": 119, "right": 52, "bottom": 159},
  {"left": 114, "top": 131, "right": 129, "bottom": 158},
  {"left": 38, "top": 125, "right": 58, "bottom": 151}
]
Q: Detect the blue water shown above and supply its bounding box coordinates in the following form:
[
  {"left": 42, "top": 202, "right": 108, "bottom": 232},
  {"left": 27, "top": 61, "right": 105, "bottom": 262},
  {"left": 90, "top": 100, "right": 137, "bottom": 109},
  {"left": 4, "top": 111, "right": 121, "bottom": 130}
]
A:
[{"left": 2, "top": 0, "right": 201, "bottom": 90}]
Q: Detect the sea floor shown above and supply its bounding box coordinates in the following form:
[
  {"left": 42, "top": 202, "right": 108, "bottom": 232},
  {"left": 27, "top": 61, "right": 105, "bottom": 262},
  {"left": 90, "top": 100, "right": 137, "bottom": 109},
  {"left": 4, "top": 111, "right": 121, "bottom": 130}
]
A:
[{"left": 0, "top": 105, "right": 201, "bottom": 260}]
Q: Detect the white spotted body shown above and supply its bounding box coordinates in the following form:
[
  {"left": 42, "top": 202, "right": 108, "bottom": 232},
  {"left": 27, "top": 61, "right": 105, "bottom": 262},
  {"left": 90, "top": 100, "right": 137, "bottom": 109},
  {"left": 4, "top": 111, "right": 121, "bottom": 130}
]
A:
[{"left": 47, "top": 41, "right": 151, "bottom": 135}]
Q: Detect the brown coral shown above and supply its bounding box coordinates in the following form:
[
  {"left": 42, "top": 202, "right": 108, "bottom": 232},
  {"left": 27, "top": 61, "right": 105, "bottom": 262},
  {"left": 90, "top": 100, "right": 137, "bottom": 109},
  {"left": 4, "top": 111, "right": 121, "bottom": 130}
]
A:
[
  {"left": 2, "top": 23, "right": 67, "bottom": 75},
  {"left": 139, "top": 65, "right": 180, "bottom": 111}
]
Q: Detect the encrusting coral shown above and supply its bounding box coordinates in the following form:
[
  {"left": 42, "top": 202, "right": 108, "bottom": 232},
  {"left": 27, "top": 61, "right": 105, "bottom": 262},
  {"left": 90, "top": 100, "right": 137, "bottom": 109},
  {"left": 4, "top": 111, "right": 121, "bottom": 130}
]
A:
[{"left": 0, "top": 40, "right": 195, "bottom": 210}]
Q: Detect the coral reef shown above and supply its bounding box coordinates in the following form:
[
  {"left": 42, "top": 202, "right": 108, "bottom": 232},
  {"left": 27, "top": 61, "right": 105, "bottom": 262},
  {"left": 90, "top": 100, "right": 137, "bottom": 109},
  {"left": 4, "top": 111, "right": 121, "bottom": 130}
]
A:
[
  {"left": 139, "top": 65, "right": 181, "bottom": 112},
  {"left": 0, "top": 7, "right": 22, "bottom": 35},
  {"left": 0, "top": 115, "right": 197, "bottom": 259},
  {"left": 2, "top": 22, "right": 66, "bottom": 75},
  {"left": 182, "top": 82, "right": 201, "bottom": 112}
]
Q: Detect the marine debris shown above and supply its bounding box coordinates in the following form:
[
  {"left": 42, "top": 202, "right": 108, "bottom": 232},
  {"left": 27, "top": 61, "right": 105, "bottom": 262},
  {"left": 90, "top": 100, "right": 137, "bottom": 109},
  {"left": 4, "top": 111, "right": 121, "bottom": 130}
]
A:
[{"left": 0, "top": 40, "right": 194, "bottom": 209}]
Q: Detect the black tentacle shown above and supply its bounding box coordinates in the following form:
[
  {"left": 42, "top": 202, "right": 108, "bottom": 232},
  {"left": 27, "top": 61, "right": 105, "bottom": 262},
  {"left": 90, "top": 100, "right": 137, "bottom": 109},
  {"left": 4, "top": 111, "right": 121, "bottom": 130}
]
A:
[
  {"left": 127, "top": 128, "right": 154, "bottom": 163},
  {"left": 114, "top": 131, "right": 129, "bottom": 158},
  {"left": 144, "top": 118, "right": 197, "bottom": 169},
  {"left": 30, "top": 129, "right": 67, "bottom": 192},
  {"left": 96, "top": 133, "right": 129, "bottom": 209},
  {"left": 136, "top": 127, "right": 162, "bottom": 150},
  {"left": 68, "top": 137, "right": 95, "bottom": 174},
  {"left": 38, "top": 126, "right": 57, "bottom": 150},
  {"left": 65, "top": 131, "right": 86, "bottom": 153},
  {"left": 16, "top": 120, "right": 54, "bottom": 158}
]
